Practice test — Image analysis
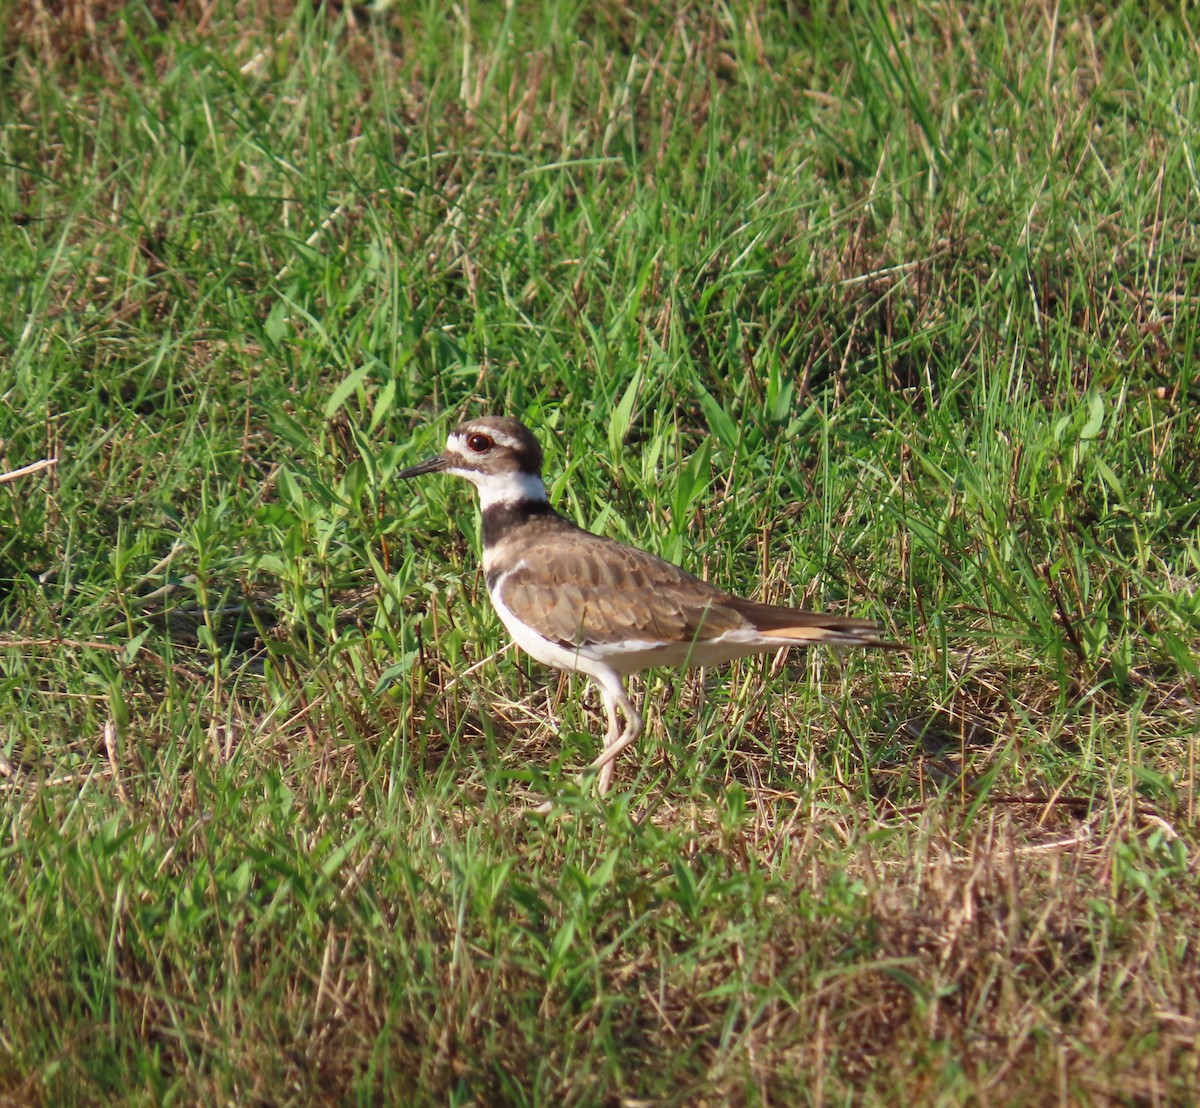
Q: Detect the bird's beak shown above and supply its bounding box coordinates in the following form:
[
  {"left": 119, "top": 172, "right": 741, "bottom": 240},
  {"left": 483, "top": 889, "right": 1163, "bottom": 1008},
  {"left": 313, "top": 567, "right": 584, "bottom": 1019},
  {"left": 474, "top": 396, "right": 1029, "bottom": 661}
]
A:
[{"left": 397, "top": 453, "right": 450, "bottom": 480}]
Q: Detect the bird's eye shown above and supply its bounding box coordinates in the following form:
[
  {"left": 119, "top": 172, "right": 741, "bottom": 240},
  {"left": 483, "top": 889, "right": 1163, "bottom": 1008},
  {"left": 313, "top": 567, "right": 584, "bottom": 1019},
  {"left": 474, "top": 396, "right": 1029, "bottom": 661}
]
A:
[{"left": 465, "top": 432, "right": 493, "bottom": 454}]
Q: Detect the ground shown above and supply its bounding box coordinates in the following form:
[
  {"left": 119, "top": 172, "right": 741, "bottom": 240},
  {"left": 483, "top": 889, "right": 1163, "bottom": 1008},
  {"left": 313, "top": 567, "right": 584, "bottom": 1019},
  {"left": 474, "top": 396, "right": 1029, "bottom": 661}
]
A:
[{"left": 1, "top": 1, "right": 1198, "bottom": 1103}]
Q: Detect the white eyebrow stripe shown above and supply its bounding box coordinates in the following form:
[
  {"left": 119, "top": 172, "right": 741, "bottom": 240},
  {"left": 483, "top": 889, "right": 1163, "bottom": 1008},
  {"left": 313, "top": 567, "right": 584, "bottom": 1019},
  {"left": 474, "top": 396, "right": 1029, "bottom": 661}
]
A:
[
  {"left": 450, "top": 428, "right": 525, "bottom": 454},
  {"left": 467, "top": 428, "right": 524, "bottom": 451}
]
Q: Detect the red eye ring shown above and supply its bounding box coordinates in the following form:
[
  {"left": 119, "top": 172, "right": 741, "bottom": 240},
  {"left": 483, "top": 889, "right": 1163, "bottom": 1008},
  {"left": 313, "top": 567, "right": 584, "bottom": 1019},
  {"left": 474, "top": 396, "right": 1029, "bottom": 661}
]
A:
[{"left": 466, "top": 432, "right": 493, "bottom": 453}]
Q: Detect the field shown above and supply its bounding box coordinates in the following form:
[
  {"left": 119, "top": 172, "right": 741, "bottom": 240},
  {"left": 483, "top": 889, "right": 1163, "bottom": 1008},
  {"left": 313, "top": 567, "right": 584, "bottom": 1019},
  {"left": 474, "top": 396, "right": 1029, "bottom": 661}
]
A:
[{"left": 2, "top": 0, "right": 1199, "bottom": 1102}]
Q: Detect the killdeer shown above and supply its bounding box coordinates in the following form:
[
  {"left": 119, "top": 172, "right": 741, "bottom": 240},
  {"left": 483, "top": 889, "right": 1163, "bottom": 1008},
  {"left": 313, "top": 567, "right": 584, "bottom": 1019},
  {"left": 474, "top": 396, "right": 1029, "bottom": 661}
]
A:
[{"left": 399, "top": 416, "right": 892, "bottom": 796}]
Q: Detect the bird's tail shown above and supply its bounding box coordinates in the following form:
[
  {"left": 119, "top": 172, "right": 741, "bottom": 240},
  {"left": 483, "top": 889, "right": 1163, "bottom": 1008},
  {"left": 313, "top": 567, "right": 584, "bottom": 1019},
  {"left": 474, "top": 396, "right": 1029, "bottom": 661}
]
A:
[{"left": 727, "top": 598, "right": 899, "bottom": 648}]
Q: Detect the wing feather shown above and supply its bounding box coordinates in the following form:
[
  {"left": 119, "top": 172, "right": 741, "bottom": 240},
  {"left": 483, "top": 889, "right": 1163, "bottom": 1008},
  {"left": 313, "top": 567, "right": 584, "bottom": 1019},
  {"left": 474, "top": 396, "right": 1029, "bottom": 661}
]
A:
[
  {"left": 492, "top": 523, "right": 890, "bottom": 651},
  {"left": 497, "top": 531, "right": 746, "bottom": 648}
]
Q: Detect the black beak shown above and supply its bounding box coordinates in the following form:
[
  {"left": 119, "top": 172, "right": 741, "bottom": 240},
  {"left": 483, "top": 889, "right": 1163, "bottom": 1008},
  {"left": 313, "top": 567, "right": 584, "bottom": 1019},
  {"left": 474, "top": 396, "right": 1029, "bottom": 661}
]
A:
[{"left": 397, "top": 454, "right": 449, "bottom": 480}]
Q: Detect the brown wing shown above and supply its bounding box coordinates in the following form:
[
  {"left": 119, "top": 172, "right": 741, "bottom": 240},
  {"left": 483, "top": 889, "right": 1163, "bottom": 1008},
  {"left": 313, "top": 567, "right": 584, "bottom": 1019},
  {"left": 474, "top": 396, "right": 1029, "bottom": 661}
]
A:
[{"left": 497, "top": 531, "right": 747, "bottom": 648}]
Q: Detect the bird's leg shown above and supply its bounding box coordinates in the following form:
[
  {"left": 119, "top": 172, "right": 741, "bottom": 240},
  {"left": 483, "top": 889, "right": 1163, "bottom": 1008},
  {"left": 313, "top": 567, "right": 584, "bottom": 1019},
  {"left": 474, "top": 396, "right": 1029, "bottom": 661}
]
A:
[
  {"left": 587, "top": 678, "right": 643, "bottom": 795},
  {"left": 590, "top": 688, "right": 623, "bottom": 793},
  {"left": 530, "top": 676, "right": 641, "bottom": 814},
  {"left": 596, "top": 713, "right": 642, "bottom": 793}
]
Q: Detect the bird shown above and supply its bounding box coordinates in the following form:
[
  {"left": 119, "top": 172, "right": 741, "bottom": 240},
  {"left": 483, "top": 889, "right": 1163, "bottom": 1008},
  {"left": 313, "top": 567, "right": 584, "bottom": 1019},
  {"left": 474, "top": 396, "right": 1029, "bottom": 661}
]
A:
[{"left": 398, "top": 416, "right": 893, "bottom": 797}]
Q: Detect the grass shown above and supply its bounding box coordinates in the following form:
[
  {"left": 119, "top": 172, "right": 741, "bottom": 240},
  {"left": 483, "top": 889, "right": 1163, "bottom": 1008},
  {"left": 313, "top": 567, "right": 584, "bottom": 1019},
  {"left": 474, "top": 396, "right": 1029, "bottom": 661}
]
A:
[{"left": 2, "top": 0, "right": 1199, "bottom": 1102}]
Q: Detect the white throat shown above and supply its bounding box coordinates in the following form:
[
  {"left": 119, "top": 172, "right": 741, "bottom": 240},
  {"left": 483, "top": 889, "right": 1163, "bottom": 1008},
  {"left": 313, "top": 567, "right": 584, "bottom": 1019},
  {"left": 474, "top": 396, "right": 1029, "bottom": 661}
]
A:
[{"left": 463, "top": 469, "right": 549, "bottom": 510}]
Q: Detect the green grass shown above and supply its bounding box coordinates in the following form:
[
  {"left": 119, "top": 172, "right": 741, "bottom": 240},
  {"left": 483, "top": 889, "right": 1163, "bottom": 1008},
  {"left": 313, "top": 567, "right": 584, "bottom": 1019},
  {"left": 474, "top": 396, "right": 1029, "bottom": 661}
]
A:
[{"left": 2, "top": 0, "right": 1199, "bottom": 1102}]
